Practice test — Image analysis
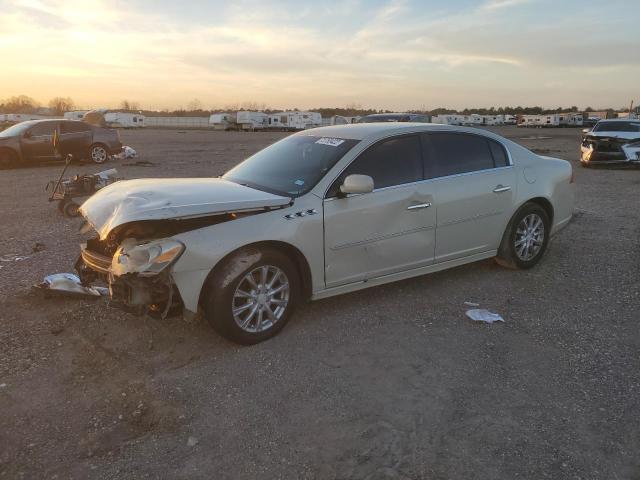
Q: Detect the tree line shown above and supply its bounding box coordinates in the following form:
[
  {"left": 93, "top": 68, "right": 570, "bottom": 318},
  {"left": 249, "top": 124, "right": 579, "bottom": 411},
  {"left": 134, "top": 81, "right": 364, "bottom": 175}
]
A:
[{"left": 0, "top": 94, "right": 630, "bottom": 117}]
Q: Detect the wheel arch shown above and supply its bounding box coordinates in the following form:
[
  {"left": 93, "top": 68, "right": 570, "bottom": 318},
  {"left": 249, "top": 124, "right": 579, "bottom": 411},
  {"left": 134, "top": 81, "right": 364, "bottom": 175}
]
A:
[
  {"left": 198, "top": 240, "right": 313, "bottom": 307},
  {"left": 0, "top": 146, "right": 20, "bottom": 161},
  {"left": 524, "top": 196, "right": 554, "bottom": 224}
]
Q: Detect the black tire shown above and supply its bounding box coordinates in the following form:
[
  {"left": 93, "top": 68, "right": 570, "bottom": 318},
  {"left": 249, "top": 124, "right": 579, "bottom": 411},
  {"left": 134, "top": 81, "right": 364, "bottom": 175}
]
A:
[
  {"left": 89, "top": 144, "right": 108, "bottom": 164},
  {"left": 62, "top": 201, "right": 80, "bottom": 217},
  {"left": 0, "top": 149, "right": 17, "bottom": 169},
  {"left": 201, "top": 247, "right": 300, "bottom": 345},
  {"left": 495, "top": 202, "right": 551, "bottom": 270}
]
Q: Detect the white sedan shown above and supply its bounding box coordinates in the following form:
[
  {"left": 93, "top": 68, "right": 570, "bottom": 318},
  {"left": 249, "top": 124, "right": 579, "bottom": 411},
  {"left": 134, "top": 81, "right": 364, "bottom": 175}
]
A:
[{"left": 77, "top": 124, "right": 575, "bottom": 344}]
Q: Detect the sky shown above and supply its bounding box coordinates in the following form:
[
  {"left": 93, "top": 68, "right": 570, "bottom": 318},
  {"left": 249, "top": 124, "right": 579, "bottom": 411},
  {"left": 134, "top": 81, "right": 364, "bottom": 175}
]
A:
[{"left": 0, "top": 0, "right": 639, "bottom": 111}]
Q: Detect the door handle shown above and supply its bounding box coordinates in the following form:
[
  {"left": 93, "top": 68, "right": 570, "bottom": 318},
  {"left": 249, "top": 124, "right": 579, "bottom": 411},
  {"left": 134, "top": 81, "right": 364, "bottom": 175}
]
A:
[
  {"left": 407, "top": 202, "right": 432, "bottom": 210},
  {"left": 493, "top": 185, "right": 511, "bottom": 193}
]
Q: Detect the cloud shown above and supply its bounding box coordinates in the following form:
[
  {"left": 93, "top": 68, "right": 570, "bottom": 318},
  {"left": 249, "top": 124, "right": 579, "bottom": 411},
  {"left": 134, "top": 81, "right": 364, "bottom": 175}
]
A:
[{"left": 481, "top": 0, "right": 530, "bottom": 10}]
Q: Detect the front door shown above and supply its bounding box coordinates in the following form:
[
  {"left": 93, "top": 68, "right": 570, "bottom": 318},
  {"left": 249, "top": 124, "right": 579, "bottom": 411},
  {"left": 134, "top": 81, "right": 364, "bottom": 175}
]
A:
[
  {"left": 21, "top": 121, "right": 58, "bottom": 160},
  {"left": 323, "top": 134, "right": 436, "bottom": 287}
]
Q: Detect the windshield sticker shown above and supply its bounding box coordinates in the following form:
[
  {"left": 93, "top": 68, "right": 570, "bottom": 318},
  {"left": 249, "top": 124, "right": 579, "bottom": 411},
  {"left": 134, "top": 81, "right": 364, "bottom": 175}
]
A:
[
  {"left": 294, "top": 179, "right": 305, "bottom": 186},
  {"left": 315, "top": 137, "right": 345, "bottom": 147}
]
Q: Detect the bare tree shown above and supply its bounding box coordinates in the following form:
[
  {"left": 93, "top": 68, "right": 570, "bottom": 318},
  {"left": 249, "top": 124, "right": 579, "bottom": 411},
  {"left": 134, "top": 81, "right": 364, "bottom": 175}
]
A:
[
  {"left": 3, "top": 95, "right": 39, "bottom": 114},
  {"left": 48, "top": 97, "right": 75, "bottom": 116},
  {"left": 119, "top": 99, "right": 140, "bottom": 111},
  {"left": 187, "top": 98, "right": 203, "bottom": 111}
]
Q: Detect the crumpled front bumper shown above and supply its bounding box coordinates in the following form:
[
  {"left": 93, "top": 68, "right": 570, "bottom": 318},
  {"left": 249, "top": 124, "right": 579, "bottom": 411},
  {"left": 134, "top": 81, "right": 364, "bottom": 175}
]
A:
[
  {"left": 76, "top": 243, "right": 183, "bottom": 317},
  {"left": 581, "top": 139, "right": 640, "bottom": 165}
]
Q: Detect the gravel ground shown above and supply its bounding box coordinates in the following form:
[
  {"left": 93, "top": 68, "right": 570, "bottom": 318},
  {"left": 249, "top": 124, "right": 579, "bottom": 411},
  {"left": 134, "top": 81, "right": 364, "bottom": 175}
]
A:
[{"left": 0, "top": 126, "right": 638, "bottom": 479}]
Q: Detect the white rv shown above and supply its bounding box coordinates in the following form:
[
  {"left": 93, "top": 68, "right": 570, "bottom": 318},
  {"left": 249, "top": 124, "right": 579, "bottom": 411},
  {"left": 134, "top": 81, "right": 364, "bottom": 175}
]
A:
[
  {"left": 209, "top": 113, "right": 237, "bottom": 131},
  {"left": 104, "top": 112, "right": 145, "bottom": 128},
  {"left": 518, "top": 115, "right": 560, "bottom": 128},
  {"left": 236, "top": 111, "right": 268, "bottom": 130},
  {"left": 64, "top": 110, "right": 90, "bottom": 121},
  {"left": 267, "top": 111, "right": 322, "bottom": 130},
  {"left": 558, "top": 113, "right": 583, "bottom": 127}
]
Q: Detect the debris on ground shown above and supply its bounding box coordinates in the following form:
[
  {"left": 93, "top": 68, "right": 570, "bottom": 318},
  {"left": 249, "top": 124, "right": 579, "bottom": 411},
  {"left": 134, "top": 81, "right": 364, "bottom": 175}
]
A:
[
  {"left": 32, "top": 242, "right": 46, "bottom": 253},
  {"left": 466, "top": 309, "right": 504, "bottom": 324},
  {"left": 187, "top": 436, "right": 199, "bottom": 447},
  {"left": 1, "top": 253, "right": 30, "bottom": 262},
  {"left": 114, "top": 146, "right": 138, "bottom": 160},
  {"left": 464, "top": 301, "right": 480, "bottom": 307},
  {"left": 33, "top": 273, "right": 108, "bottom": 298}
]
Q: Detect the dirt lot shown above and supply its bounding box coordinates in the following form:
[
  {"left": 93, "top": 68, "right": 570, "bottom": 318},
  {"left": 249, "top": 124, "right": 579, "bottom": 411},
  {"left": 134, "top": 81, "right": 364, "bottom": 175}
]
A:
[{"left": 1, "top": 126, "right": 639, "bottom": 479}]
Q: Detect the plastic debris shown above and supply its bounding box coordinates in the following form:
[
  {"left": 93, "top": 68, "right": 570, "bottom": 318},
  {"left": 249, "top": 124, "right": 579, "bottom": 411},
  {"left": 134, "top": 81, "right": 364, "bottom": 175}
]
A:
[
  {"left": 466, "top": 309, "right": 504, "bottom": 324},
  {"left": 464, "top": 301, "right": 480, "bottom": 307},
  {"left": 1, "top": 254, "right": 29, "bottom": 262},
  {"left": 114, "top": 145, "right": 137, "bottom": 160},
  {"left": 33, "top": 273, "right": 109, "bottom": 298}
]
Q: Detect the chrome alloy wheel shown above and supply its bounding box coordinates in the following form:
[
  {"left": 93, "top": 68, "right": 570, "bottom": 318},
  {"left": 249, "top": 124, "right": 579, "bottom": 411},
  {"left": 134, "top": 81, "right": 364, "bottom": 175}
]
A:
[
  {"left": 91, "top": 145, "right": 107, "bottom": 163},
  {"left": 232, "top": 265, "right": 290, "bottom": 333},
  {"left": 515, "top": 213, "right": 545, "bottom": 261}
]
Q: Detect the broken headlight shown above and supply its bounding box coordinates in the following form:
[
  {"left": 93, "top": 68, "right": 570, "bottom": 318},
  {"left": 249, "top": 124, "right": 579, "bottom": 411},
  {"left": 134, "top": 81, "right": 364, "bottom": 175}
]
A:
[{"left": 111, "top": 239, "right": 184, "bottom": 277}]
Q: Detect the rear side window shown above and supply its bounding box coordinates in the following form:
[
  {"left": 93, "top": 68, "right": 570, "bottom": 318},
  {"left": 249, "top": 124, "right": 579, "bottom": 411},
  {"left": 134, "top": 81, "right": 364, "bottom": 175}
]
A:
[
  {"left": 488, "top": 139, "right": 509, "bottom": 167},
  {"left": 60, "top": 121, "right": 90, "bottom": 133},
  {"left": 427, "top": 133, "right": 495, "bottom": 177},
  {"left": 335, "top": 135, "right": 423, "bottom": 192}
]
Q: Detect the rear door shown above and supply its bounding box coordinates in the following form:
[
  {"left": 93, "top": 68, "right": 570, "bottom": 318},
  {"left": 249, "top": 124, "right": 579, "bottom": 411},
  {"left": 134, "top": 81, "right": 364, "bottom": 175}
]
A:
[
  {"left": 423, "top": 132, "right": 516, "bottom": 263},
  {"left": 323, "top": 134, "right": 436, "bottom": 287},
  {"left": 20, "top": 121, "right": 59, "bottom": 160},
  {"left": 59, "top": 121, "right": 92, "bottom": 158}
]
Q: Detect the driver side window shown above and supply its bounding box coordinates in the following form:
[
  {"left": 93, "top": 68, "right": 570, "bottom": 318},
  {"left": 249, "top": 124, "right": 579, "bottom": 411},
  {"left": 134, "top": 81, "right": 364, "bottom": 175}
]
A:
[
  {"left": 327, "top": 135, "right": 423, "bottom": 197},
  {"left": 28, "top": 122, "right": 57, "bottom": 137}
]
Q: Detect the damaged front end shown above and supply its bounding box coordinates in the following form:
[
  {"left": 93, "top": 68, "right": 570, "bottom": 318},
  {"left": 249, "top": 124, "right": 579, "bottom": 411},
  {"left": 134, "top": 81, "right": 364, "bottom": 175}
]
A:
[
  {"left": 76, "top": 214, "right": 242, "bottom": 318},
  {"left": 581, "top": 135, "right": 640, "bottom": 165}
]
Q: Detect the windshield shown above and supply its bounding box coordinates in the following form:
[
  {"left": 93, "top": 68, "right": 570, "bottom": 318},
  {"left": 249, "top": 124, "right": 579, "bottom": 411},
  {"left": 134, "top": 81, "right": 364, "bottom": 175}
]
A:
[
  {"left": 0, "top": 121, "right": 34, "bottom": 137},
  {"left": 223, "top": 135, "right": 360, "bottom": 197},
  {"left": 593, "top": 121, "right": 640, "bottom": 133}
]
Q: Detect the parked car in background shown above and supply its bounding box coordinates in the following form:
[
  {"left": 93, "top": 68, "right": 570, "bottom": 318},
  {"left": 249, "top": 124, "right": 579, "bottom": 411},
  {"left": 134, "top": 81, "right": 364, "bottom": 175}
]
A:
[
  {"left": 580, "top": 119, "right": 640, "bottom": 167},
  {"left": 76, "top": 123, "right": 574, "bottom": 345},
  {"left": 0, "top": 119, "right": 122, "bottom": 168},
  {"left": 357, "top": 113, "right": 431, "bottom": 123}
]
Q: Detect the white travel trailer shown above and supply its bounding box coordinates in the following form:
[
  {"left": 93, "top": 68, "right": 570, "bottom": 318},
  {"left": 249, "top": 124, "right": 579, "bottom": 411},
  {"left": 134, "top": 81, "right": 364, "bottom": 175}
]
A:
[
  {"left": 236, "top": 111, "right": 268, "bottom": 130},
  {"left": 4, "top": 113, "right": 48, "bottom": 122},
  {"left": 518, "top": 114, "right": 560, "bottom": 128},
  {"left": 209, "top": 113, "right": 237, "bottom": 131},
  {"left": 64, "top": 110, "right": 90, "bottom": 120},
  {"left": 104, "top": 112, "right": 145, "bottom": 128},
  {"left": 558, "top": 113, "right": 583, "bottom": 127},
  {"left": 432, "top": 114, "right": 464, "bottom": 125},
  {"left": 267, "top": 111, "right": 322, "bottom": 130}
]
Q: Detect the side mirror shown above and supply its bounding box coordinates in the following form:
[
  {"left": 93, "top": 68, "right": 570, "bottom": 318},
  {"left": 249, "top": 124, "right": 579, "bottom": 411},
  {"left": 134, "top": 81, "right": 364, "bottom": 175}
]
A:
[{"left": 340, "top": 174, "right": 374, "bottom": 195}]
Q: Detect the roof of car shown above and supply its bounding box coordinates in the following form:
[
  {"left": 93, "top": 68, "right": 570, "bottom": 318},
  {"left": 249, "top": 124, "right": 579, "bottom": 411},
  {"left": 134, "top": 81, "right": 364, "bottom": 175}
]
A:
[
  {"left": 296, "top": 122, "right": 497, "bottom": 141},
  {"left": 596, "top": 118, "right": 640, "bottom": 122}
]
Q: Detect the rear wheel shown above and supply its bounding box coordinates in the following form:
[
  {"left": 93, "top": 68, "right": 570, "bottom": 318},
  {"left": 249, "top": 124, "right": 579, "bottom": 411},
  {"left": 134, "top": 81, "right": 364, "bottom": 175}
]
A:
[
  {"left": 0, "top": 149, "right": 17, "bottom": 169},
  {"left": 495, "top": 203, "right": 550, "bottom": 269},
  {"left": 202, "top": 247, "right": 299, "bottom": 345},
  {"left": 89, "top": 144, "right": 108, "bottom": 164}
]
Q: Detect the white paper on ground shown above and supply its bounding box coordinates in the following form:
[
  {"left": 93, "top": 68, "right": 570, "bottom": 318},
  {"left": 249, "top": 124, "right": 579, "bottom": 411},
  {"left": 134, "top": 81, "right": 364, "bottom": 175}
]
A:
[{"left": 466, "top": 309, "right": 504, "bottom": 324}]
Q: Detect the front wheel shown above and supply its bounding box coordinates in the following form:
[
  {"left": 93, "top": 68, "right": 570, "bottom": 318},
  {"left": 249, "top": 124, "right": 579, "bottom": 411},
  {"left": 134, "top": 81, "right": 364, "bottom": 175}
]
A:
[
  {"left": 495, "top": 203, "right": 550, "bottom": 269},
  {"left": 89, "top": 144, "right": 108, "bottom": 164},
  {"left": 201, "top": 247, "right": 300, "bottom": 345}
]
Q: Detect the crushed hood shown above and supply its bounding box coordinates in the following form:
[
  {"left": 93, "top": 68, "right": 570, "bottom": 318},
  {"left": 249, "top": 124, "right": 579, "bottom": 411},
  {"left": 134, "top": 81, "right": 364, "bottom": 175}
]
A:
[{"left": 80, "top": 178, "right": 291, "bottom": 239}]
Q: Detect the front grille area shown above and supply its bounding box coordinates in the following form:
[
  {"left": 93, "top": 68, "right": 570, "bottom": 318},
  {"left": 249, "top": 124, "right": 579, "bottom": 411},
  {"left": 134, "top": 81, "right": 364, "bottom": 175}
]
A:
[{"left": 80, "top": 244, "right": 112, "bottom": 273}]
